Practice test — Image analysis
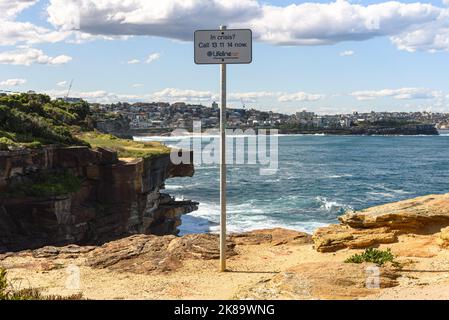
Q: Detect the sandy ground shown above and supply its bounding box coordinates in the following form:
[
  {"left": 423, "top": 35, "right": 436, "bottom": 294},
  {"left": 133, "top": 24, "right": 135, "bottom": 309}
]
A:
[{"left": 2, "top": 233, "right": 449, "bottom": 300}]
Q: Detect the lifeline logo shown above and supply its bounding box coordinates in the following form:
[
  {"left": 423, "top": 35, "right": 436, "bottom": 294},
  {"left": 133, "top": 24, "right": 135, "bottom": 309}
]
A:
[{"left": 207, "top": 51, "right": 238, "bottom": 58}]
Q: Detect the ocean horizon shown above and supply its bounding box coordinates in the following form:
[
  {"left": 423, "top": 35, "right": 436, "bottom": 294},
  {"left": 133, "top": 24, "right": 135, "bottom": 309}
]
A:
[{"left": 138, "top": 135, "right": 449, "bottom": 235}]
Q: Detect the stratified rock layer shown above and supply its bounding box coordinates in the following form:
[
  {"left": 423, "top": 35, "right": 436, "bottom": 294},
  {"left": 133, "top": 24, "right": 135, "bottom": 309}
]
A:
[
  {"left": 87, "top": 234, "right": 237, "bottom": 273},
  {"left": 0, "top": 146, "right": 197, "bottom": 252},
  {"left": 313, "top": 193, "right": 449, "bottom": 252},
  {"left": 339, "top": 193, "right": 449, "bottom": 231},
  {"left": 313, "top": 225, "right": 397, "bottom": 253}
]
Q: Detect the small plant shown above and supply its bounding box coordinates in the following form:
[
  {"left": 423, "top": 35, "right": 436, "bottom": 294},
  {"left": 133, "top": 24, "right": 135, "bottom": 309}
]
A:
[{"left": 345, "top": 248, "right": 399, "bottom": 266}]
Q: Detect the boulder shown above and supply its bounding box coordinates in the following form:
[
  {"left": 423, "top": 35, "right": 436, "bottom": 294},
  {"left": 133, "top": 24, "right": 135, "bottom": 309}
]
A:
[
  {"left": 313, "top": 225, "right": 397, "bottom": 252},
  {"left": 339, "top": 193, "right": 449, "bottom": 233}
]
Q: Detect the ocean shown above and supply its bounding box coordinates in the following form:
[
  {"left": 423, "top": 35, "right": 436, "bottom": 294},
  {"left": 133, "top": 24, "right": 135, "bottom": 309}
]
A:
[{"left": 137, "top": 135, "right": 449, "bottom": 235}]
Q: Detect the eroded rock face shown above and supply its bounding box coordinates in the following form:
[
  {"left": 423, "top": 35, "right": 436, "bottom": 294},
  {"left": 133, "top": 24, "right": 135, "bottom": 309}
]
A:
[
  {"left": 313, "top": 193, "right": 449, "bottom": 252},
  {"left": 236, "top": 262, "right": 400, "bottom": 300},
  {"left": 0, "top": 147, "right": 197, "bottom": 252}
]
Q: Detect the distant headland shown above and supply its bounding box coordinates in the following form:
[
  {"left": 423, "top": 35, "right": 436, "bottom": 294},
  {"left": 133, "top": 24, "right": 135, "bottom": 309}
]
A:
[{"left": 90, "top": 100, "right": 443, "bottom": 137}]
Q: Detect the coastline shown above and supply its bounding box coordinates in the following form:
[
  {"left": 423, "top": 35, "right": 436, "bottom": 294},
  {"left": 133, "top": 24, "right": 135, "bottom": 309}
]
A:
[{"left": 128, "top": 123, "right": 439, "bottom": 137}]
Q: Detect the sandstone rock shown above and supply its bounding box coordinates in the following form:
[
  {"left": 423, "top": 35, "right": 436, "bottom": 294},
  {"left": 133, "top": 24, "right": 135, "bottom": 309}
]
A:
[
  {"left": 339, "top": 193, "right": 449, "bottom": 233},
  {"left": 231, "top": 228, "right": 312, "bottom": 246},
  {"left": 438, "top": 226, "right": 449, "bottom": 248},
  {"left": 313, "top": 225, "right": 397, "bottom": 252},
  {"left": 87, "top": 234, "right": 236, "bottom": 274},
  {"left": 312, "top": 193, "right": 449, "bottom": 253},
  {"left": 32, "top": 244, "right": 96, "bottom": 259},
  {"left": 236, "top": 262, "right": 400, "bottom": 300}
]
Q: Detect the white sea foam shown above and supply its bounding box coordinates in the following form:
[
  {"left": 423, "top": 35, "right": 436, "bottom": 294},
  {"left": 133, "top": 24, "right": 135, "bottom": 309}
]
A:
[
  {"left": 327, "top": 174, "right": 353, "bottom": 179},
  {"left": 163, "top": 185, "right": 184, "bottom": 190},
  {"left": 368, "top": 192, "right": 395, "bottom": 198},
  {"left": 316, "top": 196, "right": 352, "bottom": 213},
  {"left": 178, "top": 200, "right": 334, "bottom": 236}
]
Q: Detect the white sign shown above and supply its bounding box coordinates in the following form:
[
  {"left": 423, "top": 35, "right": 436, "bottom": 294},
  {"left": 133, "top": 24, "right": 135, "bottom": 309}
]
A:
[{"left": 194, "top": 29, "right": 252, "bottom": 64}]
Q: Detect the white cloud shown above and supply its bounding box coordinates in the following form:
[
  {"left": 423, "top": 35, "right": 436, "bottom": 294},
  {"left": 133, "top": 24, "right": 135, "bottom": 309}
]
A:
[
  {"left": 0, "top": 78, "right": 27, "bottom": 87},
  {"left": 127, "top": 59, "right": 140, "bottom": 64},
  {"left": 248, "top": 1, "right": 440, "bottom": 46},
  {"left": 0, "top": 47, "right": 72, "bottom": 66},
  {"left": 132, "top": 83, "right": 144, "bottom": 88},
  {"left": 229, "top": 91, "right": 280, "bottom": 103},
  {"left": 443, "top": 0, "right": 449, "bottom": 6},
  {"left": 47, "top": 0, "right": 260, "bottom": 40},
  {"left": 350, "top": 88, "right": 442, "bottom": 100},
  {"left": 57, "top": 81, "right": 68, "bottom": 87},
  {"left": 146, "top": 53, "right": 161, "bottom": 64},
  {"left": 340, "top": 50, "right": 355, "bottom": 56},
  {"left": 0, "top": 0, "right": 38, "bottom": 19},
  {"left": 152, "top": 88, "right": 216, "bottom": 102},
  {"left": 45, "top": 0, "right": 449, "bottom": 52},
  {"left": 390, "top": 12, "right": 449, "bottom": 52},
  {"left": 0, "top": 20, "right": 70, "bottom": 46},
  {"left": 0, "top": 1, "right": 69, "bottom": 46},
  {"left": 44, "top": 89, "right": 150, "bottom": 104},
  {"left": 278, "top": 92, "right": 325, "bottom": 102}
]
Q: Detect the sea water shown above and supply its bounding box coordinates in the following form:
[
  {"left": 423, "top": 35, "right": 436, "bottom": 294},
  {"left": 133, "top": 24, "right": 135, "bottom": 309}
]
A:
[{"left": 138, "top": 135, "right": 449, "bottom": 234}]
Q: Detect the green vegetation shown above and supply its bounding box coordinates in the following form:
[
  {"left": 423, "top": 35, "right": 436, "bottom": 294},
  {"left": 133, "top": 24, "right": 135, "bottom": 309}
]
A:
[
  {"left": 355, "top": 120, "right": 422, "bottom": 127},
  {"left": 79, "top": 131, "right": 170, "bottom": 159},
  {"left": 0, "top": 93, "right": 92, "bottom": 148},
  {"left": 0, "top": 93, "right": 169, "bottom": 160},
  {"left": 7, "top": 171, "right": 82, "bottom": 198},
  {"left": 345, "top": 248, "right": 399, "bottom": 266},
  {"left": 0, "top": 268, "right": 82, "bottom": 300}
]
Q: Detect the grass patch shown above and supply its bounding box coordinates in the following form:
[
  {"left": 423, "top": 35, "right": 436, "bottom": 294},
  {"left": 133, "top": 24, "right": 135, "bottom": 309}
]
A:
[
  {"left": 7, "top": 171, "right": 82, "bottom": 198},
  {"left": 0, "top": 268, "right": 83, "bottom": 300},
  {"left": 78, "top": 131, "right": 170, "bottom": 160},
  {"left": 344, "top": 248, "right": 399, "bottom": 266}
]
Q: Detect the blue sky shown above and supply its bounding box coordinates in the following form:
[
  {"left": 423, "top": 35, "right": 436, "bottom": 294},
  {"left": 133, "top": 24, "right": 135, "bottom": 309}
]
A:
[{"left": 1, "top": 0, "right": 449, "bottom": 114}]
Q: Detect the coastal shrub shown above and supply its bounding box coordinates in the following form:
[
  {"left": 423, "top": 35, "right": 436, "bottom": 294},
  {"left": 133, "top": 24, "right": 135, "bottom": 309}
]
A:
[
  {"left": 345, "top": 248, "right": 398, "bottom": 266},
  {"left": 0, "top": 93, "right": 92, "bottom": 147},
  {"left": 0, "top": 268, "right": 83, "bottom": 300}
]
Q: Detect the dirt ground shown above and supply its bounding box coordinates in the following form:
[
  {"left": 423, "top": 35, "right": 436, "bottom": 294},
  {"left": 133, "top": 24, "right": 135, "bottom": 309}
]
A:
[{"left": 2, "top": 231, "right": 449, "bottom": 300}]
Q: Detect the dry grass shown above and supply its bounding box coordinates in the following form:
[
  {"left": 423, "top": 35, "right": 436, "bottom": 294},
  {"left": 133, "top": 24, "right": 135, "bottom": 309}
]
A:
[{"left": 78, "top": 131, "right": 170, "bottom": 160}]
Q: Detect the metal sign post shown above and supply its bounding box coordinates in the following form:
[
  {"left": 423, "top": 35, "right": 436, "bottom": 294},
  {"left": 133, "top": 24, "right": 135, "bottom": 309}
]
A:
[
  {"left": 194, "top": 26, "right": 252, "bottom": 272},
  {"left": 219, "top": 25, "right": 227, "bottom": 272}
]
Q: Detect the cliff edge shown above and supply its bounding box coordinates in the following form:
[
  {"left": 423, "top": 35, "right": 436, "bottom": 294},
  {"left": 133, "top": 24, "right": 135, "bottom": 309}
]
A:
[{"left": 0, "top": 146, "right": 197, "bottom": 252}]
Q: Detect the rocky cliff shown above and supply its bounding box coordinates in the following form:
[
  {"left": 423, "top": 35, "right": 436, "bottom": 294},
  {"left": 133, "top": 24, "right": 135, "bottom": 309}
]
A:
[{"left": 0, "top": 146, "right": 197, "bottom": 252}]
